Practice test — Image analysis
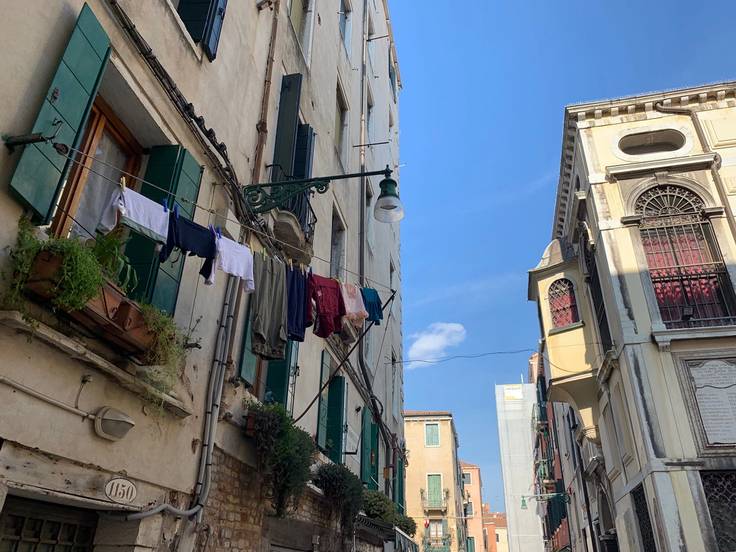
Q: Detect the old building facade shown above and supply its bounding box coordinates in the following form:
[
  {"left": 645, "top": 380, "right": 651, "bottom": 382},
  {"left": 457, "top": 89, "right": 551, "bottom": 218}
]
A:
[
  {"left": 0, "top": 1, "right": 407, "bottom": 551},
  {"left": 481, "top": 507, "right": 508, "bottom": 552},
  {"left": 529, "top": 81, "right": 736, "bottom": 551},
  {"left": 459, "top": 462, "right": 483, "bottom": 552},
  {"left": 404, "top": 411, "right": 467, "bottom": 552}
]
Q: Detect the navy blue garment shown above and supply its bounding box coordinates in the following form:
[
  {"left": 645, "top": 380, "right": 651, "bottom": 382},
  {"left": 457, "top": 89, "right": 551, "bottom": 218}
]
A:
[
  {"left": 159, "top": 212, "right": 217, "bottom": 279},
  {"left": 361, "top": 287, "right": 383, "bottom": 325},
  {"left": 286, "top": 266, "right": 307, "bottom": 341}
]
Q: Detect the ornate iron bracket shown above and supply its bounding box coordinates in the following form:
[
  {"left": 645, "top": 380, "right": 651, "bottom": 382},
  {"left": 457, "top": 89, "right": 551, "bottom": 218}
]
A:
[{"left": 244, "top": 179, "right": 330, "bottom": 214}]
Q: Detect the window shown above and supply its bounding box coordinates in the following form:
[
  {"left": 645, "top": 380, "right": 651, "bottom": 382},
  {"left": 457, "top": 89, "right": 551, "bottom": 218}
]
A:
[
  {"left": 316, "top": 351, "right": 347, "bottom": 464},
  {"left": 428, "top": 520, "right": 444, "bottom": 539},
  {"left": 619, "top": 129, "right": 685, "bottom": 155},
  {"left": 701, "top": 471, "right": 736, "bottom": 550},
  {"left": 466, "top": 501, "right": 474, "bottom": 517},
  {"left": 365, "top": 183, "right": 375, "bottom": 252},
  {"left": 289, "top": 0, "right": 314, "bottom": 56},
  {"left": 265, "top": 340, "right": 299, "bottom": 409},
  {"left": 425, "top": 423, "right": 440, "bottom": 447},
  {"left": 427, "top": 474, "right": 442, "bottom": 507},
  {"left": 462, "top": 472, "right": 472, "bottom": 485},
  {"left": 496, "top": 533, "right": 500, "bottom": 543},
  {"left": 330, "top": 208, "right": 346, "bottom": 278},
  {"left": 367, "top": 15, "right": 376, "bottom": 69},
  {"left": 339, "top": 0, "right": 352, "bottom": 54},
  {"left": 467, "top": 536, "right": 476, "bottom": 552},
  {"left": 335, "top": 84, "right": 348, "bottom": 162},
  {"left": 636, "top": 185, "right": 736, "bottom": 328},
  {"left": 391, "top": 352, "right": 400, "bottom": 421},
  {"left": 176, "top": 0, "right": 228, "bottom": 61},
  {"left": 582, "top": 227, "right": 613, "bottom": 352},
  {"left": 388, "top": 51, "right": 397, "bottom": 101},
  {"left": 52, "top": 99, "right": 142, "bottom": 239},
  {"left": 548, "top": 278, "right": 579, "bottom": 328},
  {"left": 367, "top": 90, "right": 375, "bottom": 142},
  {"left": 632, "top": 484, "right": 657, "bottom": 551},
  {"left": 361, "top": 406, "right": 379, "bottom": 489}
]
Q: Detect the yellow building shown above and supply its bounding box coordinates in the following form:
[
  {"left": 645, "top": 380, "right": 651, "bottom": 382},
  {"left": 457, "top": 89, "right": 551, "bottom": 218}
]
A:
[
  {"left": 405, "top": 411, "right": 467, "bottom": 552},
  {"left": 529, "top": 82, "right": 736, "bottom": 551},
  {"left": 460, "top": 462, "right": 483, "bottom": 552}
]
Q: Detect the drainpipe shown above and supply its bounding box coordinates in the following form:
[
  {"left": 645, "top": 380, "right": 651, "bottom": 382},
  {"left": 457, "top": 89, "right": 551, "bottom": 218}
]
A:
[{"left": 654, "top": 102, "right": 736, "bottom": 242}]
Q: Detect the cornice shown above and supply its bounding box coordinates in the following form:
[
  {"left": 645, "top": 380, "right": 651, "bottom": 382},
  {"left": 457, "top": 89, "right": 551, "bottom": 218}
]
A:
[
  {"left": 606, "top": 153, "right": 720, "bottom": 181},
  {"left": 551, "top": 81, "right": 736, "bottom": 240}
]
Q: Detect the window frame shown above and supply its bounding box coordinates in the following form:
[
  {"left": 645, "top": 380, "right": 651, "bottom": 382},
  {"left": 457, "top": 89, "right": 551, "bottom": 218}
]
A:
[
  {"left": 547, "top": 278, "right": 580, "bottom": 330},
  {"left": 51, "top": 98, "right": 143, "bottom": 238},
  {"left": 424, "top": 422, "right": 440, "bottom": 447},
  {"left": 462, "top": 471, "right": 472, "bottom": 485},
  {"left": 339, "top": 0, "right": 352, "bottom": 56}
]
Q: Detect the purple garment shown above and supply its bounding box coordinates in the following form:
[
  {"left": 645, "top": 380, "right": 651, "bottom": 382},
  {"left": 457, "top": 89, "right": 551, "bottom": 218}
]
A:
[{"left": 286, "top": 266, "right": 308, "bottom": 342}]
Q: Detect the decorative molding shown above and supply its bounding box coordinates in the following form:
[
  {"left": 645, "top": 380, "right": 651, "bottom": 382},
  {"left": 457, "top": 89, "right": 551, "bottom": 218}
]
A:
[
  {"left": 703, "top": 118, "right": 736, "bottom": 149},
  {"left": 606, "top": 153, "right": 719, "bottom": 181},
  {"left": 652, "top": 326, "right": 736, "bottom": 351}
]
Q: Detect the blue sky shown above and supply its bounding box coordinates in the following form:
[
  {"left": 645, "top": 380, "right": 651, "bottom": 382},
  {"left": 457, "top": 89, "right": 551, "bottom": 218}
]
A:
[{"left": 389, "top": 0, "right": 736, "bottom": 510}]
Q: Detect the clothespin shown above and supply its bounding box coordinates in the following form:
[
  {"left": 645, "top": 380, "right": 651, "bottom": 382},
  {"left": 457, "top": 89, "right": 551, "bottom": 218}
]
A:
[{"left": 119, "top": 176, "right": 127, "bottom": 190}]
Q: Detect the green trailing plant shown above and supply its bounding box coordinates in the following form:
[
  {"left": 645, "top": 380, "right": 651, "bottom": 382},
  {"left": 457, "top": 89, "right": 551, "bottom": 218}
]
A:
[
  {"left": 244, "top": 401, "right": 317, "bottom": 517},
  {"left": 90, "top": 228, "right": 138, "bottom": 292},
  {"left": 313, "top": 462, "right": 364, "bottom": 530},
  {"left": 395, "top": 513, "right": 417, "bottom": 537},
  {"left": 2, "top": 217, "right": 43, "bottom": 310},
  {"left": 139, "top": 303, "right": 186, "bottom": 387},
  {"left": 362, "top": 489, "right": 415, "bottom": 535}
]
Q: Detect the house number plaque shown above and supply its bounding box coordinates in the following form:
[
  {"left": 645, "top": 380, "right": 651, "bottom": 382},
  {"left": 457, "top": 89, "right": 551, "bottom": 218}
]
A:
[{"left": 105, "top": 477, "right": 137, "bottom": 504}]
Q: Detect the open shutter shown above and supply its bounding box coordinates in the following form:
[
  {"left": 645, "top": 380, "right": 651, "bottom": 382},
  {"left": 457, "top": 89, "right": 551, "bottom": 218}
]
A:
[
  {"left": 9, "top": 4, "right": 110, "bottom": 223},
  {"left": 203, "top": 0, "right": 227, "bottom": 61},
  {"left": 397, "top": 457, "right": 405, "bottom": 513},
  {"left": 271, "top": 74, "right": 303, "bottom": 182},
  {"left": 441, "top": 518, "right": 449, "bottom": 538},
  {"left": 316, "top": 350, "right": 331, "bottom": 451},
  {"left": 239, "top": 299, "right": 258, "bottom": 385},
  {"left": 361, "top": 408, "right": 379, "bottom": 490},
  {"left": 293, "top": 124, "right": 315, "bottom": 179},
  {"left": 370, "top": 418, "right": 379, "bottom": 489},
  {"left": 125, "top": 145, "right": 203, "bottom": 314},
  {"left": 266, "top": 340, "right": 297, "bottom": 406},
  {"left": 326, "top": 375, "right": 346, "bottom": 463}
]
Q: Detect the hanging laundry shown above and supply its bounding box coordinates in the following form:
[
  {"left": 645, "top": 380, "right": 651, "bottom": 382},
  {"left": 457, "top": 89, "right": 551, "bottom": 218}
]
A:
[
  {"left": 307, "top": 274, "right": 346, "bottom": 338},
  {"left": 340, "top": 282, "right": 369, "bottom": 328},
  {"left": 70, "top": 179, "right": 119, "bottom": 239},
  {"left": 206, "top": 236, "right": 255, "bottom": 291},
  {"left": 286, "top": 266, "right": 308, "bottom": 342},
  {"left": 361, "top": 287, "right": 383, "bottom": 325},
  {"left": 118, "top": 188, "right": 169, "bottom": 243},
  {"left": 251, "top": 254, "right": 288, "bottom": 360},
  {"left": 159, "top": 211, "right": 217, "bottom": 282}
]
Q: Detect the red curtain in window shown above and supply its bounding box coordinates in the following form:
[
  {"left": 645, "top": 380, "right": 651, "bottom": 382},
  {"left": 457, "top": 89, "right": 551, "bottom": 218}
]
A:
[{"left": 549, "top": 279, "right": 579, "bottom": 328}]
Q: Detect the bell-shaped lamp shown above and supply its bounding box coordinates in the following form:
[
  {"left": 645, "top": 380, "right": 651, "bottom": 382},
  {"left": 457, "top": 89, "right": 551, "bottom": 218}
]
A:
[{"left": 374, "top": 175, "right": 404, "bottom": 223}]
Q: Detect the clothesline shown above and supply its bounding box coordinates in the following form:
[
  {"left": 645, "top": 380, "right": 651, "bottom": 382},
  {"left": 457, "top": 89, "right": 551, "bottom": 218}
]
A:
[{"left": 55, "top": 142, "right": 396, "bottom": 293}]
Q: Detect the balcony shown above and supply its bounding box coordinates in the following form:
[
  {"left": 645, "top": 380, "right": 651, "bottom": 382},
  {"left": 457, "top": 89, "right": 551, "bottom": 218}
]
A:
[
  {"left": 423, "top": 536, "right": 451, "bottom": 552},
  {"left": 272, "top": 191, "right": 317, "bottom": 264},
  {"left": 532, "top": 402, "right": 548, "bottom": 432},
  {"left": 420, "top": 488, "right": 450, "bottom": 511}
]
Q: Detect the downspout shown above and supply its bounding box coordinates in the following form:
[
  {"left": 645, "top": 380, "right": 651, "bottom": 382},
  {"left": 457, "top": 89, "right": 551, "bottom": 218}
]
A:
[{"left": 654, "top": 102, "right": 736, "bottom": 241}]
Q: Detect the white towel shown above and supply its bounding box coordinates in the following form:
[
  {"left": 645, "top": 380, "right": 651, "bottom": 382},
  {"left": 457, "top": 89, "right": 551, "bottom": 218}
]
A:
[
  {"left": 206, "top": 236, "right": 255, "bottom": 291},
  {"left": 118, "top": 188, "right": 169, "bottom": 243}
]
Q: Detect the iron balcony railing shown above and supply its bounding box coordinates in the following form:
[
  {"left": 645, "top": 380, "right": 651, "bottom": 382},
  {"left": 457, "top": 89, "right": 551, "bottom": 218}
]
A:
[
  {"left": 269, "top": 166, "right": 317, "bottom": 243},
  {"left": 420, "top": 488, "right": 450, "bottom": 511},
  {"left": 423, "top": 535, "right": 451, "bottom": 552}
]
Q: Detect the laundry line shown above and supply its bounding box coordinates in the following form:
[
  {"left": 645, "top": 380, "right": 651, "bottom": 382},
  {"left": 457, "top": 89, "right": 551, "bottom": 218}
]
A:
[{"left": 53, "top": 142, "right": 395, "bottom": 293}]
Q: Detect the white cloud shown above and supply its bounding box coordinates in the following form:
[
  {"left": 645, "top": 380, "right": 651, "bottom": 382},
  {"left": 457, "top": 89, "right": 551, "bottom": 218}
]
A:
[{"left": 407, "top": 322, "right": 467, "bottom": 368}]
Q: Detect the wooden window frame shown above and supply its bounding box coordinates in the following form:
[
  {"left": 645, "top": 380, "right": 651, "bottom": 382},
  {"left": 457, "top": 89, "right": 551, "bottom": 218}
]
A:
[{"left": 52, "top": 97, "right": 143, "bottom": 238}]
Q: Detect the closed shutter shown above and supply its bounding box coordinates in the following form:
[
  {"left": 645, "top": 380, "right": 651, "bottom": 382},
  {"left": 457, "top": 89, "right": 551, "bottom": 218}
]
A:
[
  {"left": 394, "top": 456, "right": 405, "bottom": 513},
  {"left": 316, "top": 350, "right": 331, "bottom": 451},
  {"left": 124, "top": 145, "right": 203, "bottom": 314},
  {"left": 271, "top": 74, "right": 303, "bottom": 182},
  {"left": 266, "top": 340, "right": 298, "bottom": 407},
  {"left": 239, "top": 299, "right": 258, "bottom": 385},
  {"left": 360, "top": 407, "right": 372, "bottom": 485},
  {"left": 293, "top": 124, "right": 315, "bottom": 179},
  {"left": 326, "top": 375, "right": 346, "bottom": 463},
  {"left": 398, "top": 457, "right": 405, "bottom": 513},
  {"left": 427, "top": 474, "right": 441, "bottom": 505},
  {"left": 467, "top": 537, "right": 475, "bottom": 552},
  {"left": 425, "top": 423, "right": 439, "bottom": 446},
  {"left": 441, "top": 518, "right": 449, "bottom": 538},
  {"left": 9, "top": 4, "right": 110, "bottom": 223},
  {"left": 370, "top": 417, "right": 379, "bottom": 489}
]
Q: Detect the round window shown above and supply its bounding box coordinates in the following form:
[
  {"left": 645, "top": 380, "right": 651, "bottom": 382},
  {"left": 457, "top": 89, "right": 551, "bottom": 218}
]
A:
[{"left": 618, "top": 129, "right": 686, "bottom": 155}]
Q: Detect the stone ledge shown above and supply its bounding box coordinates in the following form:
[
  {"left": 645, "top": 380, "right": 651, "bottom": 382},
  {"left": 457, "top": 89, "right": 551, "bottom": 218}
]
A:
[{"left": 0, "top": 311, "right": 192, "bottom": 418}]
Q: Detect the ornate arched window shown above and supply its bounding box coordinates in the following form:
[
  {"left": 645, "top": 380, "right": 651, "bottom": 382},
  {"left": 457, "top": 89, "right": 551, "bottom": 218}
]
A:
[
  {"left": 548, "top": 278, "right": 579, "bottom": 328},
  {"left": 636, "top": 185, "right": 736, "bottom": 328}
]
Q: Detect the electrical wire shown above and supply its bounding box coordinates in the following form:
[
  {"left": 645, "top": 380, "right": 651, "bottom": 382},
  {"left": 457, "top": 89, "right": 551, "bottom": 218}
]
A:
[{"left": 54, "top": 142, "right": 396, "bottom": 292}]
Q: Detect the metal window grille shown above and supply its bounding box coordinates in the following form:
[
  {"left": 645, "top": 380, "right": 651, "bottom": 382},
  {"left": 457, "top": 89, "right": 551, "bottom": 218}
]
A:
[
  {"left": 0, "top": 497, "right": 97, "bottom": 552},
  {"left": 548, "top": 278, "right": 579, "bottom": 328},
  {"left": 583, "top": 243, "right": 614, "bottom": 352},
  {"left": 701, "top": 470, "right": 736, "bottom": 551},
  {"left": 631, "top": 484, "right": 657, "bottom": 551},
  {"left": 636, "top": 185, "right": 736, "bottom": 329}
]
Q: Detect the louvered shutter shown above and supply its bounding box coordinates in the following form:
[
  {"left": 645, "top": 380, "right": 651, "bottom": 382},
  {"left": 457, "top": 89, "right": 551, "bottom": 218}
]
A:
[
  {"left": 316, "top": 350, "right": 331, "bottom": 451},
  {"left": 266, "top": 340, "right": 297, "bottom": 407},
  {"left": 370, "top": 417, "right": 379, "bottom": 489},
  {"left": 9, "top": 4, "right": 110, "bottom": 223},
  {"left": 361, "top": 407, "right": 372, "bottom": 485},
  {"left": 270, "top": 74, "right": 303, "bottom": 182},
  {"left": 203, "top": 0, "right": 227, "bottom": 60},
  {"left": 326, "top": 375, "right": 346, "bottom": 463},
  {"left": 238, "top": 300, "right": 258, "bottom": 385},
  {"left": 124, "top": 145, "right": 203, "bottom": 314},
  {"left": 427, "top": 474, "right": 441, "bottom": 505}
]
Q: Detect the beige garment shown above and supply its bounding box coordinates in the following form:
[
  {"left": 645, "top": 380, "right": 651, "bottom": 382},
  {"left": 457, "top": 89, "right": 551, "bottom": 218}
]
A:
[{"left": 340, "top": 283, "right": 369, "bottom": 328}]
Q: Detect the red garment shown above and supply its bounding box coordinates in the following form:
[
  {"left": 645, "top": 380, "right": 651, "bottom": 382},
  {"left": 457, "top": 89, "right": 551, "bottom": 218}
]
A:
[{"left": 306, "top": 274, "right": 346, "bottom": 337}]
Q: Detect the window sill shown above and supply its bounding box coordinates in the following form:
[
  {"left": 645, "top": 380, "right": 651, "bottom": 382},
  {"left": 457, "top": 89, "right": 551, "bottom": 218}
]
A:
[
  {"left": 163, "top": 0, "right": 204, "bottom": 62},
  {"left": 652, "top": 325, "right": 736, "bottom": 351},
  {"left": 548, "top": 321, "right": 585, "bottom": 336},
  {"left": 0, "top": 310, "right": 192, "bottom": 418}
]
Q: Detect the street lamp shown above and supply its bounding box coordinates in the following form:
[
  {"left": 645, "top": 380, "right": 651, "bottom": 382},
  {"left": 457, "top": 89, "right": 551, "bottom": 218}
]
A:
[
  {"left": 520, "top": 493, "right": 569, "bottom": 510},
  {"left": 243, "top": 165, "right": 404, "bottom": 222}
]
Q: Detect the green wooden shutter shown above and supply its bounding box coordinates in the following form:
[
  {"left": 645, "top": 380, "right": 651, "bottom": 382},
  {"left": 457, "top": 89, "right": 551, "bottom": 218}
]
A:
[
  {"left": 293, "top": 124, "right": 315, "bottom": 179},
  {"left": 441, "top": 518, "right": 449, "bottom": 537},
  {"left": 425, "top": 423, "right": 439, "bottom": 446},
  {"left": 427, "top": 474, "right": 441, "bottom": 505},
  {"left": 361, "top": 407, "right": 372, "bottom": 485},
  {"left": 9, "top": 4, "right": 110, "bottom": 223},
  {"left": 397, "top": 457, "right": 405, "bottom": 513},
  {"left": 271, "top": 74, "right": 303, "bottom": 181},
  {"left": 467, "top": 537, "right": 475, "bottom": 552},
  {"left": 326, "top": 375, "right": 346, "bottom": 464},
  {"left": 370, "top": 418, "right": 379, "bottom": 489},
  {"left": 203, "top": 0, "right": 227, "bottom": 61},
  {"left": 316, "top": 350, "right": 331, "bottom": 451},
  {"left": 125, "top": 145, "right": 203, "bottom": 314},
  {"left": 266, "top": 340, "right": 297, "bottom": 407},
  {"left": 238, "top": 299, "right": 258, "bottom": 385}
]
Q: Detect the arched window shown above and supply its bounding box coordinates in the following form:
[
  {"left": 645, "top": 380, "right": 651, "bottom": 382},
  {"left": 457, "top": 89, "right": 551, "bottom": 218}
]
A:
[
  {"left": 548, "top": 279, "right": 579, "bottom": 328},
  {"left": 636, "top": 185, "right": 736, "bottom": 328}
]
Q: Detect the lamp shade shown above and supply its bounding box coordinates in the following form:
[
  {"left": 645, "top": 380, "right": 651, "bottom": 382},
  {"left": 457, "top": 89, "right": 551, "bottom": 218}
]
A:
[{"left": 374, "top": 176, "right": 404, "bottom": 223}]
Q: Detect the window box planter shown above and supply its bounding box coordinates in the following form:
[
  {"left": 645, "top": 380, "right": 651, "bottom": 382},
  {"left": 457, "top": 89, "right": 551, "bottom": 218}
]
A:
[{"left": 23, "top": 250, "right": 155, "bottom": 360}]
